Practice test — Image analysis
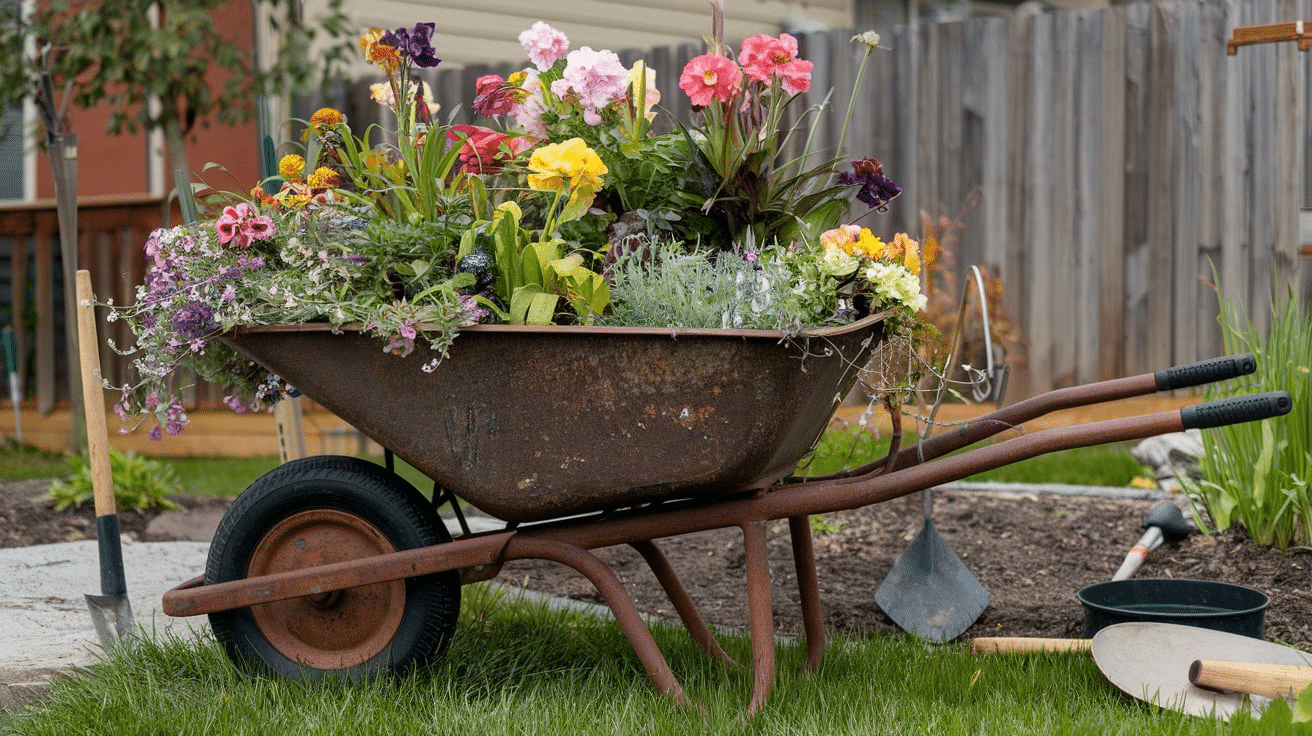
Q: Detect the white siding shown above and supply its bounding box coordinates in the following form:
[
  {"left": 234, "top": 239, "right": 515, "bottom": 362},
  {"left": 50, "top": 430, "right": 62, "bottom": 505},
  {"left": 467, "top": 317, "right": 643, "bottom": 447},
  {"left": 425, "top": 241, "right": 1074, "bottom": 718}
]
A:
[{"left": 317, "top": 0, "right": 853, "bottom": 69}]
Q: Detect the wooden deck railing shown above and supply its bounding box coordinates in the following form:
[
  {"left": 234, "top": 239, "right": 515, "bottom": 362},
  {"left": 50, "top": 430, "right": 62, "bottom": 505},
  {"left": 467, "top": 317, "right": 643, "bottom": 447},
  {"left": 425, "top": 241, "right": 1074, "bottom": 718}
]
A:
[{"left": 0, "top": 195, "right": 184, "bottom": 414}]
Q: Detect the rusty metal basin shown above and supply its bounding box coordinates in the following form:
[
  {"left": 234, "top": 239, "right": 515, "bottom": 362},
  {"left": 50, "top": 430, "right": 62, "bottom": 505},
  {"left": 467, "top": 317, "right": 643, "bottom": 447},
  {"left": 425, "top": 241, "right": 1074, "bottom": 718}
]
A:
[{"left": 221, "top": 313, "right": 886, "bottom": 523}]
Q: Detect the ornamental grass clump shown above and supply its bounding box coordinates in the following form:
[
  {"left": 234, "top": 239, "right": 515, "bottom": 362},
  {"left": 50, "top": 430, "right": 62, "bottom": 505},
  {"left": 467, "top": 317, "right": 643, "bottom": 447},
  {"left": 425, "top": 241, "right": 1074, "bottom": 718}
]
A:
[
  {"left": 1185, "top": 280, "right": 1310, "bottom": 550},
  {"left": 108, "top": 7, "right": 928, "bottom": 441}
]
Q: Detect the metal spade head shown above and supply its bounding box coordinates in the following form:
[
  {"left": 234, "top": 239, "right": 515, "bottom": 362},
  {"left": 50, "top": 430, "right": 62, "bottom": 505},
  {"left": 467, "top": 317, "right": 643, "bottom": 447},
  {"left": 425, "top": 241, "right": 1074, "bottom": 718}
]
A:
[
  {"left": 1091, "top": 622, "right": 1312, "bottom": 720},
  {"left": 86, "top": 593, "right": 135, "bottom": 649},
  {"left": 875, "top": 517, "right": 989, "bottom": 643}
]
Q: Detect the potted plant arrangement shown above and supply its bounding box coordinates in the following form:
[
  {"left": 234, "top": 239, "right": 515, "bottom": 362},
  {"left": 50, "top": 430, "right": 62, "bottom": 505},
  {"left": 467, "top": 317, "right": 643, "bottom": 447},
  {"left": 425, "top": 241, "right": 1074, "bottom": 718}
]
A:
[{"left": 109, "top": 3, "right": 928, "bottom": 445}]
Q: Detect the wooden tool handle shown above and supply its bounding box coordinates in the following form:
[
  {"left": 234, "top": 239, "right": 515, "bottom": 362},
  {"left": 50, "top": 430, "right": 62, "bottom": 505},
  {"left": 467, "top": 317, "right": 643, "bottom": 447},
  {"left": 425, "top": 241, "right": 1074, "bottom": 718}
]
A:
[
  {"left": 75, "top": 270, "right": 115, "bottom": 518},
  {"left": 1188, "top": 660, "right": 1312, "bottom": 699},
  {"left": 971, "top": 637, "right": 1091, "bottom": 655}
]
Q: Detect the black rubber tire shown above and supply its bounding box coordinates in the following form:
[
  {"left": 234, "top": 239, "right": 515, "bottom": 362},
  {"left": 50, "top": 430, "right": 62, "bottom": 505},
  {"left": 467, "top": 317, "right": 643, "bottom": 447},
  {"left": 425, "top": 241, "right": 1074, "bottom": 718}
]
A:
[{"left": 206, "top": 455, "right": 460, "bottom": 680}]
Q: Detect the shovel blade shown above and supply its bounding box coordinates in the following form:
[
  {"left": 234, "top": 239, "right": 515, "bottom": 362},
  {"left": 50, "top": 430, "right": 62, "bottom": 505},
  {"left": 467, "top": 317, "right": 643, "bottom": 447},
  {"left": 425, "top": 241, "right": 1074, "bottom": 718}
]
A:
[
  {"left": 86, "top": 593, "right": 135, "bottom": 649},
  {"left": 876, "top": 519, "right": 988, "bottom": 643}
]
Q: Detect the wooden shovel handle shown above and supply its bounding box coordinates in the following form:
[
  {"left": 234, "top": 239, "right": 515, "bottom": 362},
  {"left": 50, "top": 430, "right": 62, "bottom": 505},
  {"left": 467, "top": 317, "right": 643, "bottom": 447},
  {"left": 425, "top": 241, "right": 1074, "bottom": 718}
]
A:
[
  {"left": 75, "top": 270, "right": 115, "bottom": 518},
  {"left": 1188, "top": 660, "right": 1312, "bottom": 699},
  {"left": 971, "top": 637, "right": 1091, "bottom": 655}
]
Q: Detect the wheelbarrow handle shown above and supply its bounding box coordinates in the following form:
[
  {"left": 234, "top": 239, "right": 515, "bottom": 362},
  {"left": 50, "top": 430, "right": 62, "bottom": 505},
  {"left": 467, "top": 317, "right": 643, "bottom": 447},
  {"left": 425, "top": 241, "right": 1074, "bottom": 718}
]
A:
[
  {"left": 1154, "top": 353, "right": 1256, "bottom": 391},
  {"left": 1180, "top": 391, "right": 1292, "bottom": 430}
]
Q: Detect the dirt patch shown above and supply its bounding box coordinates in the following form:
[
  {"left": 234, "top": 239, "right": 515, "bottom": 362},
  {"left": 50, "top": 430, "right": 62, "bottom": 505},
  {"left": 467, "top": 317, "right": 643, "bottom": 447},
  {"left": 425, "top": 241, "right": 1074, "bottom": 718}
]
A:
[
  {"left": 0, "top": 479, "right": 232, "bottom": 548},
  {"left": 4, "top": 479, "right": 1308, "bottom": 650}
]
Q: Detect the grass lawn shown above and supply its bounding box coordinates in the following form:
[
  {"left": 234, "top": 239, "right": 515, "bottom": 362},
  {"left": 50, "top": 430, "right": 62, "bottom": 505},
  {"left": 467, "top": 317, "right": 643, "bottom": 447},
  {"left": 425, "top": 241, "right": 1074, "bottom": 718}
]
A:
[
  {"left": 0, "top": 584, "right": 1271, "bottom": 735},
  {"left": 5, "top": 432, "right": 1238, "bottom": 734}
]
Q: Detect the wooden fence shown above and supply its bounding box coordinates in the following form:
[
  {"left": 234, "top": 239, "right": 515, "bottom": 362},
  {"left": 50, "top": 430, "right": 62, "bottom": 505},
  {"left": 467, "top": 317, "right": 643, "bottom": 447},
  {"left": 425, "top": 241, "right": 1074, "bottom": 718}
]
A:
[{"left": 5, "top": 0, "right": 1312, "bottom": 414}]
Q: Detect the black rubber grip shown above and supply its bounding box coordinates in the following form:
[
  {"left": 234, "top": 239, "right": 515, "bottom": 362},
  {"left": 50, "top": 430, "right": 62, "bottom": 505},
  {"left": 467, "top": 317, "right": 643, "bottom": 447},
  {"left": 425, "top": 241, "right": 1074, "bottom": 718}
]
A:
[
  {"left": 1180, "top": 391, "right": 1292, "bottom": 430},
  {"left": 1154, "top": 353, "right": 1257, "bottom": 391}
]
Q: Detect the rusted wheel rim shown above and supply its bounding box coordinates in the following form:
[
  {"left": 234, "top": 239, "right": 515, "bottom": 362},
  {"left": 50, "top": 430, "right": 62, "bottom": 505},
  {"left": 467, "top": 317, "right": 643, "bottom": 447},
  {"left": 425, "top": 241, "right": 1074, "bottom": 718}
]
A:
[{"left": 247, "top": 508, "right": 405, "bottom": 670}]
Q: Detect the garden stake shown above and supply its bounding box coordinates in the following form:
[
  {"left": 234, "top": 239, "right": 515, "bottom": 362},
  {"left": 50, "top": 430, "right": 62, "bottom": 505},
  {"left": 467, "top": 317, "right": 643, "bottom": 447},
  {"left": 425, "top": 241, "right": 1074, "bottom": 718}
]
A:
[{"left": 76, "top": 270, "right": 135, "bottom": 647}]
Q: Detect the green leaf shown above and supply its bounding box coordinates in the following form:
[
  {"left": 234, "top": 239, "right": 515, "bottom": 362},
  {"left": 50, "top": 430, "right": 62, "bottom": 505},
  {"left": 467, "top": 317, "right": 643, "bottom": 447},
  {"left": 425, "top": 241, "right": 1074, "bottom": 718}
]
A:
[
  {"left": 1295, "top": 681, "right": 1312, "bottom": 723},
  {"left": 1259, "top": 696, "right": 1296, "bottom": 735}
]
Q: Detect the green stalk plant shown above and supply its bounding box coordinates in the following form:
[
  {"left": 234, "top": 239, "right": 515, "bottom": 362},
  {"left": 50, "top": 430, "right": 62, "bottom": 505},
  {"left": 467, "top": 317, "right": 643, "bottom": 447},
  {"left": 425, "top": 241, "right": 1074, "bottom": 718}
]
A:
[{"left": 1185, "top": 278, "right": 1310, "bottom": 549}]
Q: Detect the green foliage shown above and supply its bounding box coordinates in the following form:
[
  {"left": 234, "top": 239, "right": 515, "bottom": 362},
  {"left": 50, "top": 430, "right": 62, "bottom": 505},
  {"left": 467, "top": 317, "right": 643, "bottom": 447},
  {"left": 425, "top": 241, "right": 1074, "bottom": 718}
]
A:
[
  {"left": 46, "top": 448, "right": 182, "bottom": 512},
  {"left": 1228, "top": 683, "right": 1312, "bottom": 734},
  {"left": 1185, "top": 280, "right": 1311, "bottom": 549},
  {"left": 0, "top": 0, "right": 354, "bottom": 137},
  {"left": 458, "top": 202, "right": 609, "bottom": 325}
]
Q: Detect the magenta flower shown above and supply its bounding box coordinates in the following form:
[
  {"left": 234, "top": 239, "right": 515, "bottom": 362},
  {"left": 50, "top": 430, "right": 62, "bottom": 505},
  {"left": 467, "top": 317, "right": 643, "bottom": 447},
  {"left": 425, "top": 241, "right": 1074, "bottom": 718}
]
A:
[
  {"left": 551, "top": 47, "right": 630, "bottom": 125},
  {"left": 519, "top": 21, "right": 569, "bottom": 71},
  {"left": 739, "top": 33, "right": 812, "bottom": 95},
  {"left": 679, "top": 53, "right": 743, "bottom": 107},
  {"left": 472, "top": 74, "right": 521, "bottom": 118}
]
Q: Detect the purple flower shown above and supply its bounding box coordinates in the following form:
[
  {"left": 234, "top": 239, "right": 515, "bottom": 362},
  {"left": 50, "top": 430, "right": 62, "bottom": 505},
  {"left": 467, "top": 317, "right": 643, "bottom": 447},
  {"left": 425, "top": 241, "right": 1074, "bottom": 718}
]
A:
[
  {"left": 382, "top": 23, "right": 441, "bottom": 69},
  {"left": 838, "top": 157, "right": 902, "bottom": 209}
]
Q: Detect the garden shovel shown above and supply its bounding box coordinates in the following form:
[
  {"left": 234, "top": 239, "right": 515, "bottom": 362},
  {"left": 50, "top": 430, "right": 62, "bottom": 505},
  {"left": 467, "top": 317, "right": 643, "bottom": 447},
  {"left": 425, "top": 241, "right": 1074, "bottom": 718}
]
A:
[
  {"left": 1091, "top": 622, "right": 1312, "bottom": 719},
  {"left": 75, "top": 270, "right": 135, "bottom": 646},
  {"left": 875, "top": 266, "right": 998, "bottom": 642}
]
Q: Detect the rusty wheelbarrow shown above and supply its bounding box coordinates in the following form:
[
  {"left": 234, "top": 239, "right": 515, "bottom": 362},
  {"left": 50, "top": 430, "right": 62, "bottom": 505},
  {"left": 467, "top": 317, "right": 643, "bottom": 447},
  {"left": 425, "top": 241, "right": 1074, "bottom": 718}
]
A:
[{"left": 161, "top": 313, "right": 1289, "bottom": 713}]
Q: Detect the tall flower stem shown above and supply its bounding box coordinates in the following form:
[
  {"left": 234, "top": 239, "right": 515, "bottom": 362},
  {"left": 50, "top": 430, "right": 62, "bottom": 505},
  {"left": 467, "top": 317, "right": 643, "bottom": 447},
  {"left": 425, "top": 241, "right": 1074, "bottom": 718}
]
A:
[{"left": 835, "top": 33, "right": 881, "bottom": 176}]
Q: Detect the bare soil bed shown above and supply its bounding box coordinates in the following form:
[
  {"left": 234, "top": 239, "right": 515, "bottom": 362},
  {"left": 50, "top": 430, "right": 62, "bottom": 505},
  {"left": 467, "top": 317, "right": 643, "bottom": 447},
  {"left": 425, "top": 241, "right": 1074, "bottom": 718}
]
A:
[{"left": 3, "top": 479, "right": 1308, "bottom": 650}]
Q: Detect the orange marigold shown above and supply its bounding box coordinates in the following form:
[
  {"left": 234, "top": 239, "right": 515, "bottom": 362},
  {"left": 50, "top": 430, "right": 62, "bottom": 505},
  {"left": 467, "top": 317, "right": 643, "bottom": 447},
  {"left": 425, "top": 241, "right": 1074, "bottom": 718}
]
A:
[
  {"left": 278, "top": 154, "right": 305, "bottom": 182},
  {"left": 309, "top": 107, "right": 345, "bottom": 128},
  {"left": 306, "top": 167, "right": 344, "bottom": 190}
]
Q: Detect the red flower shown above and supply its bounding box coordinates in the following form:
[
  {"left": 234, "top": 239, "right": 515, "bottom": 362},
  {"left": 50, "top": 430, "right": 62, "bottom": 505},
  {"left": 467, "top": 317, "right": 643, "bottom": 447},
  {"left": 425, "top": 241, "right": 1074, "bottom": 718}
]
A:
[{"left": 446, "top": 125, "right": 533, "bottom": 174}]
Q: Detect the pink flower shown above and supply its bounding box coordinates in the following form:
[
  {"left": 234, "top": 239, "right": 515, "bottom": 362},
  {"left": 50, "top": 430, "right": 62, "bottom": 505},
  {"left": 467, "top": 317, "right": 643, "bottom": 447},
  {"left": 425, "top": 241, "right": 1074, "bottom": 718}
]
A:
[
  {"left": 514, "top": 72, "right": 551, "bottom": 137},
  {"left": 738, "top": 33, "right": 813, "bottom": 95},
  {"left": 240, "top": 215, "right": 275, "bottom": 243},
  {"left": 214, "top": 204, "right": 249, "bottom": 246},
  {"left": 447, "top": 124, "right": 534, "bottom": 174},
  {"left": 551, "top": 47, "right": 630, "bottom": 125},
  {"left": 679, "top": 53, "right": 743, "bottom": 107},
  {"left": 215, "top": 203, "right": 275, "bottom": 249},
  {"left": 519, "top": 21, "right": 569, "bottom": 71}
]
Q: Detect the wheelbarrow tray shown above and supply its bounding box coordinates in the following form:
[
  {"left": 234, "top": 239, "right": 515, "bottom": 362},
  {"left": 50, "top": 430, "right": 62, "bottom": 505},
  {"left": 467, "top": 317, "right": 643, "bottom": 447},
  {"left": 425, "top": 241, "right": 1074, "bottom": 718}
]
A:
[{"left": 221, "top": 313, "right": 887, "bottom": 523}]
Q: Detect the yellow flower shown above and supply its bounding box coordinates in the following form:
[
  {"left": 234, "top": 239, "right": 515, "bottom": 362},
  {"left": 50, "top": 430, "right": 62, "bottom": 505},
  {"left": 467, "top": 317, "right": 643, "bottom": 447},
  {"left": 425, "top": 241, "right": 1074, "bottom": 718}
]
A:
[
  {"left": 278, "top": 154, "right": 305, "bottom": 182},
  {"left": 306, "top": 167, "right": 343, "bottom": 190},
  {"left": 527, "top": 138, "right": 608, "bottom": 193},
  {"left": 892, "top": 233, "right": 921, "bottom": 275},
  {"left": 852, "top": 228, "right": 885, "bottom": 259},
  {"left": 359, "top": 28, "right": 401, "bottom": 75},
  {"left": 309, "top": 108, "right": 345, "bottom": 129},
  {"left": 527, "top": 138, "right": 608, "bottom": 225},
  {"left": 819, "top": 224, "right": 859, "bottom": 254}
]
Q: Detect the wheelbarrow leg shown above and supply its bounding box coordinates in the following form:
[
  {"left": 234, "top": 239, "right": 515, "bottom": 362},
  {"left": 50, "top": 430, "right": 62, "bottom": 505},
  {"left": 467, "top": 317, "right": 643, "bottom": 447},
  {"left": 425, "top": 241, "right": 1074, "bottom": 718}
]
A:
[
  {"left": 741, "top": 520, "right": 776, "bottom": 714},
  {"left": 787, "top": 516, "right": 826, "bottom": 672},
  {"left": 629, "top": 540, "right": 740, "bottom": 667},
  {"left": 505, "top": 536, "right": 689, "bottom": 707}
]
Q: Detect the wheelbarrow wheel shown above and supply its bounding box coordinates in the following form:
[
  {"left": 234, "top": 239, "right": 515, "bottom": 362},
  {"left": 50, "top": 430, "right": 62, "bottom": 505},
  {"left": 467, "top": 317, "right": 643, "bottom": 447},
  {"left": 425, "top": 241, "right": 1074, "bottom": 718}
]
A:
[{"left": 206, "top": 455, "right": 460, "bottom": 680}]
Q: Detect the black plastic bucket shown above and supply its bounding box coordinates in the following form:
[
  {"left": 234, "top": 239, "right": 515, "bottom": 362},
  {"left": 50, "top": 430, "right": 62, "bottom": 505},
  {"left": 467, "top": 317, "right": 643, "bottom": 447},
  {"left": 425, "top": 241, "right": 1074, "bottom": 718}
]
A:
[{"left": 1077, "top": 579, "right": 1270, "bottom": 639}]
